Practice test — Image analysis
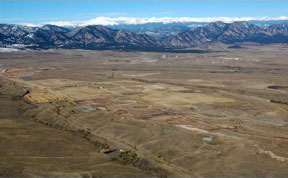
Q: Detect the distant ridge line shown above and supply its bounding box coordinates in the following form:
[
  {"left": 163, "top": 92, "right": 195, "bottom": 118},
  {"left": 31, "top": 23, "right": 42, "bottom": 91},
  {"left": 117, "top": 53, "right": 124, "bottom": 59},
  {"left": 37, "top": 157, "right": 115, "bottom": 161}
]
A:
[{"left": 0, "top": 21, "right": 288, "bottom": 50}]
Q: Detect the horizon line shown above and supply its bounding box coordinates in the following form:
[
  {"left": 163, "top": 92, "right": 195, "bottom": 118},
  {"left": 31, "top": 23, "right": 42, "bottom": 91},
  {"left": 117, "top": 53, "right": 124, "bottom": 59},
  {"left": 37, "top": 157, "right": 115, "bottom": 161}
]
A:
[{"left": 2, "top": 16, "right": 288, "bottom": 27}]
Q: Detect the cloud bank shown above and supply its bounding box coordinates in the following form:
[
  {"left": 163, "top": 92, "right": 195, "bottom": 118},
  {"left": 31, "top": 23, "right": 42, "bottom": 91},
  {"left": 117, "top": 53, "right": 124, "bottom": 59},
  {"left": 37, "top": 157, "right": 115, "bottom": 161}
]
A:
[{"left": 23, "top": 16, "right": 288, "bottom": 27}]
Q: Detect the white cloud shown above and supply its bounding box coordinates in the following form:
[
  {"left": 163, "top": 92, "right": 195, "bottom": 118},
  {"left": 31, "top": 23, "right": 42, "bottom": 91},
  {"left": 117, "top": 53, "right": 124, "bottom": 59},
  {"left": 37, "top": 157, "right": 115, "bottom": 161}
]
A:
[
  {"left": 21, "top": 23, "right": 42, "bottom": 27},
  {"left": 20, "top": 16, "right": 288, "bottom": 27}
]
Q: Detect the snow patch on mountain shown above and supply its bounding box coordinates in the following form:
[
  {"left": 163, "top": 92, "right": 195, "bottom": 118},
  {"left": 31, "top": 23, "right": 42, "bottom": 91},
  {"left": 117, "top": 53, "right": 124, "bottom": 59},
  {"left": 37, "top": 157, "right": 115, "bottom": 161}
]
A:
[{"left": 20, "top": 16, "right": 288, "bottom": 27}]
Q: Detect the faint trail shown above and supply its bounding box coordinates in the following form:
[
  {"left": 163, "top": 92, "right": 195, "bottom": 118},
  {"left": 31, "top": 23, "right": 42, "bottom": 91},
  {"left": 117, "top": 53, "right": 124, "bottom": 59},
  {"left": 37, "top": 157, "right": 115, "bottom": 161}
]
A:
[
  {"left": 258, "top": 149, "right": 288, "bottom": 162},
  {"left": 209, "top": 126, "right": 288, "bottom": 140}
]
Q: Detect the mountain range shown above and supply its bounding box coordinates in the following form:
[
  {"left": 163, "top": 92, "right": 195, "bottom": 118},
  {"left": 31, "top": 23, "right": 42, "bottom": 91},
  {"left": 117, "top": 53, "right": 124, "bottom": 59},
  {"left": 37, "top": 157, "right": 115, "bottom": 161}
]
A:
[
  {"left": 1, "top": 21, "right": 288, "bottom": 50},
  {"left": 108, "top": 20, "right": 288, "bottom": 38}
]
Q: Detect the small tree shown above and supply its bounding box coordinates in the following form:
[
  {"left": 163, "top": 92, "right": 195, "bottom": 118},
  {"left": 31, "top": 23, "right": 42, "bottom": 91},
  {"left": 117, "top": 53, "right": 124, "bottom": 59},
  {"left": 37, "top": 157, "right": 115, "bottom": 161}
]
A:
[{"left": 233, "top": 120, "right": 243, "bottom": 130}]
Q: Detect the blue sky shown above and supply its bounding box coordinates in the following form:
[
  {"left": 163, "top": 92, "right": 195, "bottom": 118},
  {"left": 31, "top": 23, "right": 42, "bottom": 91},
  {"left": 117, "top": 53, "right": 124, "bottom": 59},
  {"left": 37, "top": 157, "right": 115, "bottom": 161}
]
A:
[{"left": 0, "top": 1, "right": 288, "bottom": 25}]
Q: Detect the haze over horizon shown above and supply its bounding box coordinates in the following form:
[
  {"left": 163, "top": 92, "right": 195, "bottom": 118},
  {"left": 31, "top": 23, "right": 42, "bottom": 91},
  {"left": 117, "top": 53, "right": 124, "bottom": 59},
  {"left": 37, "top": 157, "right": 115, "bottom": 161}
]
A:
[{"left": 1, "top": 1, "right": 288, "bottom": 26}]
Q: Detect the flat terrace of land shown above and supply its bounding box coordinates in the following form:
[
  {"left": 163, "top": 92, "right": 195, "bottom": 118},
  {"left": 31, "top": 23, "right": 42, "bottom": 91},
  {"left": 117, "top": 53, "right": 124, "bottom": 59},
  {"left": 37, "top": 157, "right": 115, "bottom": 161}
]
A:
[
  {"left": 0, "top": 78, "right": 154, "bottom": 177},
  {"left": 0, "top": 45, "right": 288, "bottom": 177}
]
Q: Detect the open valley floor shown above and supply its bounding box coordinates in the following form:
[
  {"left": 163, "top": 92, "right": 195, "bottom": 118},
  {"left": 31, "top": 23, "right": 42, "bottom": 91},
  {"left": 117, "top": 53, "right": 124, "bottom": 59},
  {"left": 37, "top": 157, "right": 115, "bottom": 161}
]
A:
[{"left": 0, "top": 45, "right": 288, "bottom": 177}]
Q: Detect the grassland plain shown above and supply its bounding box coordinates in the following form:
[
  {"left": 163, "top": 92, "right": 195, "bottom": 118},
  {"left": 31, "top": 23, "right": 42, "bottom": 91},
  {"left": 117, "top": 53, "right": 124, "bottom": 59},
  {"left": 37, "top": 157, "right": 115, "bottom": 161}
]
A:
[{"left": 0, "top": 44, "right": 288, "bottom": 177}]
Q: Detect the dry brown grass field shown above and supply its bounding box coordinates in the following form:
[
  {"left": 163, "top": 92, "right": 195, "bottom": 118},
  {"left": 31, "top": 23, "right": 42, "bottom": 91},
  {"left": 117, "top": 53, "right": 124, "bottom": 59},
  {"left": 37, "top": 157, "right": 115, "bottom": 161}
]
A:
[{"left": 0, "top": 44, "right": 288, "bottom": 177}]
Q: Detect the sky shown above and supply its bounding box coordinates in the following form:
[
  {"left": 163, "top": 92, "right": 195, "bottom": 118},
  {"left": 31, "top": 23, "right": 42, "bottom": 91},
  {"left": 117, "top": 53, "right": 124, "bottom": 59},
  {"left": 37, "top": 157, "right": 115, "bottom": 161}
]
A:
[{"left": 0, "top": 1, "right": 288, "bottom": 26}]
